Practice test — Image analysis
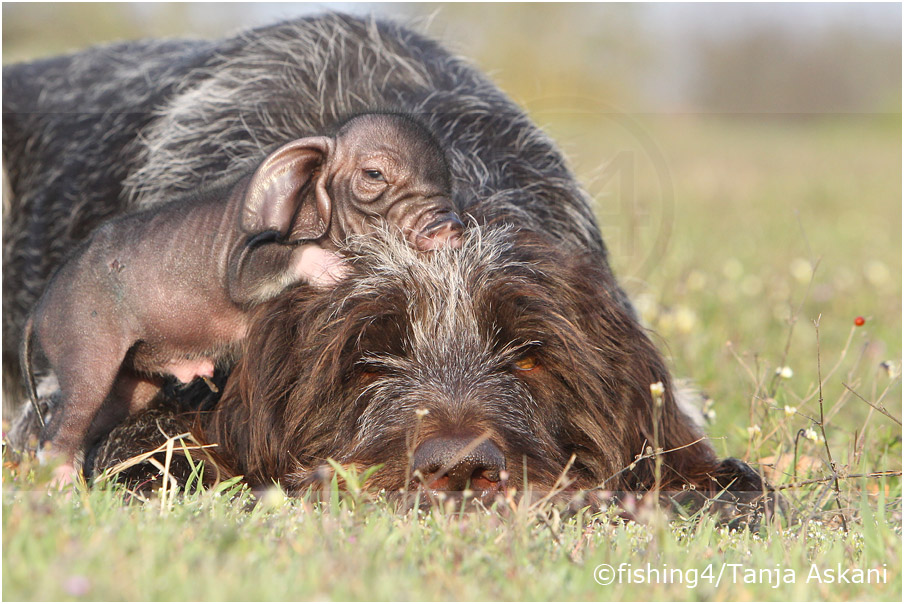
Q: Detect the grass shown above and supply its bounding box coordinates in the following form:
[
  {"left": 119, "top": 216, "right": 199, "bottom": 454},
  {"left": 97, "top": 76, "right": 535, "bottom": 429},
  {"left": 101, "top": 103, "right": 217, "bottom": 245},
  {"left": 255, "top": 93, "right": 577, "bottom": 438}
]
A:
[
  {"left": 3, "top": 114, "right": 901, "bottom": 601},
  {"left": 2, "top": 460, "right": 900, "bottom": 600}
]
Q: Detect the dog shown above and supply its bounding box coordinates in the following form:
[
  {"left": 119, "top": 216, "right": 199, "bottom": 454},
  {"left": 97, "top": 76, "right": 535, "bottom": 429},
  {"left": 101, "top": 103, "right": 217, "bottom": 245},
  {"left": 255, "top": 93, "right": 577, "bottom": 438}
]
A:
[{"left": 3, "top": 13, "right": 770, "bottom": 518}]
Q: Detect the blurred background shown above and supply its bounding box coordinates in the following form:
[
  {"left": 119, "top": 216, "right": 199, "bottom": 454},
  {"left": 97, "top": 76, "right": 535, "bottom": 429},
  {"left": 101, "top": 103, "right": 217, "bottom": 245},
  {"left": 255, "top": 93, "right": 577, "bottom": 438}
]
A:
[
  {"left": 3, "top": 3, "right": 901, "bottom": 453},
  {"left": 4, "top": 3, "right": 900, "bottom": 113}
]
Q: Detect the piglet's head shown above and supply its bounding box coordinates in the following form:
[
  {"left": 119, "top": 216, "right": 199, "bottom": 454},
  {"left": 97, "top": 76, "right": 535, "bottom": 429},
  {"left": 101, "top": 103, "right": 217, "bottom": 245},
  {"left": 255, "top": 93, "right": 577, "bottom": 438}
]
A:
[{"left": 241, "top": 114, "right": 463, "bottom": 251}]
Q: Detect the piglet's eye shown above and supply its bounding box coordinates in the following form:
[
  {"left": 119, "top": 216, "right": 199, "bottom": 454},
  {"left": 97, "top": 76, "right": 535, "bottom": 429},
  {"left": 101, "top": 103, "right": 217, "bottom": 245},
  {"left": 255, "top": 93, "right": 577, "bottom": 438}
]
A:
[{"left": 363, "top": 169, "right": 385, "bottom": 181}]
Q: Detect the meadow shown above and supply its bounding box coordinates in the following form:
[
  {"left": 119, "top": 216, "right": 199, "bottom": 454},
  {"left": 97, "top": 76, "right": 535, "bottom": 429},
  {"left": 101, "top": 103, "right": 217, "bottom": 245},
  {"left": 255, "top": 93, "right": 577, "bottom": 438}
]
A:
[{"left": 3, "top": 113, "right": 901, "bottom": 601}]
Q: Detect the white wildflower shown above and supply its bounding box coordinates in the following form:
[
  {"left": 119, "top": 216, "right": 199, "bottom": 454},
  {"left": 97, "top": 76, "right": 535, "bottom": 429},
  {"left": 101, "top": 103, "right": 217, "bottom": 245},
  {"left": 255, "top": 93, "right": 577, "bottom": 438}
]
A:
[
  {"left": 649, "top": 381, "right": 665, "bottom": 397},
  {"left": 776, "top": 366, "right": 794, "bottom": 379},
  {"left": 789, "top": 258, "right": 812, "bottom": 284}
]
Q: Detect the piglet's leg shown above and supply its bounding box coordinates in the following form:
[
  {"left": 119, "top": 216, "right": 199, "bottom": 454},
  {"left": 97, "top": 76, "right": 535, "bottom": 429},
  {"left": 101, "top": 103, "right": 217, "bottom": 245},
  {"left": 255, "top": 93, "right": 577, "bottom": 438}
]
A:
[
  {"left": 79, "top": 368, "right": 165, "bottom": 465},
  {"left": 39, "top": 333, "right": 130, "bottom": 487}
]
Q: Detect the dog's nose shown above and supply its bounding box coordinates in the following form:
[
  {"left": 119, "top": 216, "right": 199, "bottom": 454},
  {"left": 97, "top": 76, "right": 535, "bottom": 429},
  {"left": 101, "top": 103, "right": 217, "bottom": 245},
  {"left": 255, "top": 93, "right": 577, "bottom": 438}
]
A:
[{"left": 412, "top": 436, "right": 505, "bottom": 493}]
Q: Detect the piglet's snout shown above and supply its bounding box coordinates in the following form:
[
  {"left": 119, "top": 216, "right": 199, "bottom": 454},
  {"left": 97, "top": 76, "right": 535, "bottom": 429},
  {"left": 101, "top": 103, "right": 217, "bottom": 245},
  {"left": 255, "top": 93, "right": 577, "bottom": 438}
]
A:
[{"left": 414, "top": 213, "right": 464, "bottom": 251}]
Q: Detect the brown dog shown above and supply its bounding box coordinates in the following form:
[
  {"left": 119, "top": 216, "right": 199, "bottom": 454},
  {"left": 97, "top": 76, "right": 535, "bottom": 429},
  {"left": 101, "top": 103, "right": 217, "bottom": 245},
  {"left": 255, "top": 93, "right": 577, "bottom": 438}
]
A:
[
  {"left": 5, "top": 15, "right": 770, "bottom": 520},
  {"left": 202, "top": 228, "right": 726, "bottom": 497},
  {"left": 87, "top": 227, "right": 770, "bottom": 522},
  {"left": 23, "top": 112, "right": 461, "bottom": 480}
]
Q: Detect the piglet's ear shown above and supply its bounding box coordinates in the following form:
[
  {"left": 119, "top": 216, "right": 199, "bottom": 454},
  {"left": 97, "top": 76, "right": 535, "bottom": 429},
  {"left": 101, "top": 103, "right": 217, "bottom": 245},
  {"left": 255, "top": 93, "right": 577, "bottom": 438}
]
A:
[{"left": 241, "top": 137, "right": 334, "bottom": 242}]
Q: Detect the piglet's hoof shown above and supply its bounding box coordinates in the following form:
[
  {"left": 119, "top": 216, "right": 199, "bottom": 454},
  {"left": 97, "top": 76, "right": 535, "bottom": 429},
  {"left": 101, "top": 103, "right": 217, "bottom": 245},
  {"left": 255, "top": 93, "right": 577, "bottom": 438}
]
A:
[
  {"left": 48, "top": 462, "right": 80, "bottom": 491},
  {"left": 36, "top": 446, "right": 80, "bottom": 490},
  {"left": 294, "top": 244, "right": 350, "bottom": 287}
]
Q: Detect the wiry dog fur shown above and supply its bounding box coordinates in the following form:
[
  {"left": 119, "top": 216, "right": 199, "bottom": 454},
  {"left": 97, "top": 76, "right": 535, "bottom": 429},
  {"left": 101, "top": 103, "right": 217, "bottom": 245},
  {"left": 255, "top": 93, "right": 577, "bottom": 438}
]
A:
[
  {"left": 3, "top": 14, "right": 609, "bottom": 393},
  {"left": 3, "top": 14, "right": 770, "bottom": 515},
  {"left": 193, "top": 226, "right": 724, "bottom": 495}
]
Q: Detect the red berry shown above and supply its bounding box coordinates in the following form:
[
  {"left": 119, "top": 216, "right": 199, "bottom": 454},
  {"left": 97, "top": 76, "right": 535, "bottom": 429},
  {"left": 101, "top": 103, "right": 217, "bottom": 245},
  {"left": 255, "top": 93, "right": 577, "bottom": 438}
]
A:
[{"left": 854, "top": 316, "right": 865, "bottom": 326}]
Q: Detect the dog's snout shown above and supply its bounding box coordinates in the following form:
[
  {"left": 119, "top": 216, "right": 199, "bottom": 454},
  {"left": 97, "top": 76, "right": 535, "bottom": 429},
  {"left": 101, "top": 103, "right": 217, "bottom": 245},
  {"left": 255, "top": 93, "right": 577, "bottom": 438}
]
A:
[{"left": 412, "top": 436, "right": 505, "bottom": 493}]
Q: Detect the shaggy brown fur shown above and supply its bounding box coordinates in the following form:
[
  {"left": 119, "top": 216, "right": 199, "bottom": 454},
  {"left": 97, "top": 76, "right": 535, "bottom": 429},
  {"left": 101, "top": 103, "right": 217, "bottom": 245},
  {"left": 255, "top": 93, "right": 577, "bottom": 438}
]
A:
[
  {"left": 201, "top": 227, "right": 721, "bottom": 495},
  {"left": 85, "top": 226, "right": 766, "bottom": 516}
]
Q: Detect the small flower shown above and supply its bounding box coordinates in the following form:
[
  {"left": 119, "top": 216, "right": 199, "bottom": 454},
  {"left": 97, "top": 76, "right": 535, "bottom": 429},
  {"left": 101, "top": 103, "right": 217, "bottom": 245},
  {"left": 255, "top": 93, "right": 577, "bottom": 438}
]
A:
[
  {"left": 789, "top": 258, "right": 812, "bottom": 284},
  {"left": 722, "top": 258, "right": 744, "bottom": 280},
  {"left": 740, "top": 275, "right": 764, "bottom": 297},
  {"left": 257, "top": 486, "right": 288, "bottom": 509},
  {"left": 804, "top": 427, "right": 820, "bottom": 443},
  {"left": 633, "top": 293, "right": 660, "bottom": 326},
  {"left": 747, "top": 424, "right": 761, "bottom": 438},
  {"left": 63, "top": 576, "right": 91, "bottom": 597},
  {"left": 784, "top": 405, "right": 797, "bottom": 417},
  {"left": 673, "top": 306, "right": 697, "bottom": 334},
  {"left": 775, "top": 366, "right": 794, "bottom": 379},
  {"left": 685, "top": 270, "right": 707, "bottom": 291},
  {"left": 702, "top": 397, "right": 717, "bottom": 423},
  {"left": 864, "top": 260, "right": 890, "bottom": 286},
  {"left": 649, "top": 381, "right": 665, "bottom": 397}
]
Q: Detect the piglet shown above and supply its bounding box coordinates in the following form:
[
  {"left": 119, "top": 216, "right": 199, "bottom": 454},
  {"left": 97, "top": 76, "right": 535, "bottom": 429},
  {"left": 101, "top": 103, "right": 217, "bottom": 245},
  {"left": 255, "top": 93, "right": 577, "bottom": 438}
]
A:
[{"left": 22, "top": 113, "right": 462, "bottom": 483}]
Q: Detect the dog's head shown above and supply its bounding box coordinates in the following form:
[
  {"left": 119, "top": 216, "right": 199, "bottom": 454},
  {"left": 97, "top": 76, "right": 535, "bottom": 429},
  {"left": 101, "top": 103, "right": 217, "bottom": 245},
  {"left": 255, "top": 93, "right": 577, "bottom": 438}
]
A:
[{"left": 209, "top": 226, "right": 719, "bottom": 499}]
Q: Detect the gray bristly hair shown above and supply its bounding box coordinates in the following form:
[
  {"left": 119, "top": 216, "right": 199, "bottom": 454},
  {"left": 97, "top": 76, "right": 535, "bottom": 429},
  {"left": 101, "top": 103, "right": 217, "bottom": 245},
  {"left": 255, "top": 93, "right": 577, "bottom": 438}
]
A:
[{"left": 2, "top": 14, "right": 608, "bottom": 405}]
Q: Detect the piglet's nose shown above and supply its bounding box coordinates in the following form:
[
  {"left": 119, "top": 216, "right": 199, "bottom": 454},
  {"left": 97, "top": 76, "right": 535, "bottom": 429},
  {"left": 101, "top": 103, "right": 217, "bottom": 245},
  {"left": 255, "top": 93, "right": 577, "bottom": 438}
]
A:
[
  {"left": 412, "top": 436, "right": 505, "bottom": 493},
  {"left": 415, "top": 215, "right": 464, "bottom": 250}
]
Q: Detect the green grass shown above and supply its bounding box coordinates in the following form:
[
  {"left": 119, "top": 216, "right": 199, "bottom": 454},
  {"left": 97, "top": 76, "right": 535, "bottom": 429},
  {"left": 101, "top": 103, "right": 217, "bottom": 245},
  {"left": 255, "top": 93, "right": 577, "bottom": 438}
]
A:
[
  {"left": 2, "top": 463, "right": 901, "bottom": 600},
  {"left": 3, "top": 115, "right": 901, "bottom": 601}
]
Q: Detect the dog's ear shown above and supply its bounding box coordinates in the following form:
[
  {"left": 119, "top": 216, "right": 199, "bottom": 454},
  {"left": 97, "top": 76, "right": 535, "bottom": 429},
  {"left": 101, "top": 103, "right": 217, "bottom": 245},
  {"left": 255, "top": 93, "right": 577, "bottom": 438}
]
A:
[
  {"left": 528, "top": 237, "right": 724, "bottom": 492},
  {"left": 241, "top": 137, "right": 334, "bottom": 242}
]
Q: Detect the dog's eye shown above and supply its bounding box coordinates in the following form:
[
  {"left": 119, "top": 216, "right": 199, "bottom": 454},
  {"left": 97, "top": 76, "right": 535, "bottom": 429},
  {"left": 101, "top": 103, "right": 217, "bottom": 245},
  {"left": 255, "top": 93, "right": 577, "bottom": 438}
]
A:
[
  {"left": 360, "top": 370, "right": 381, "bottom": 383},
  {"left": 513, "top": 355, "right": 540, "bottom": 372},
  {"left": 357, "top": 361, "right": 386, "bottom": 383},
  {"left": 363, "top": 169, "right": 385, "bottom": 181}
]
